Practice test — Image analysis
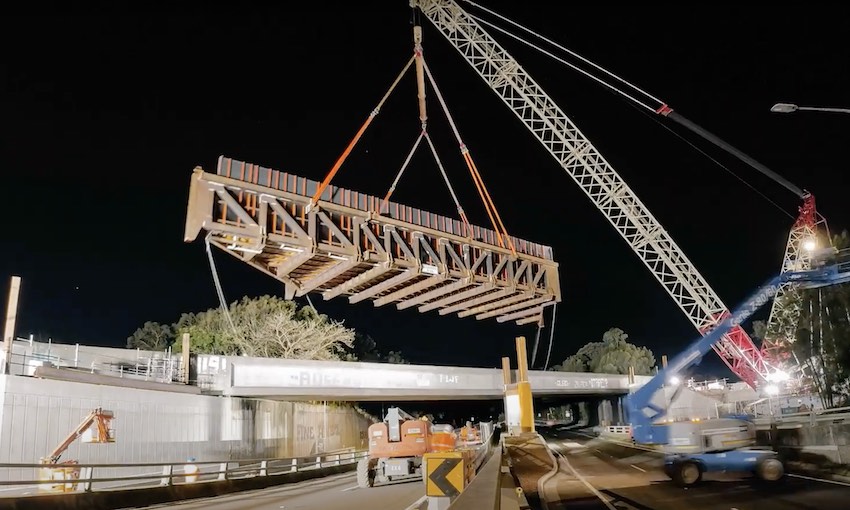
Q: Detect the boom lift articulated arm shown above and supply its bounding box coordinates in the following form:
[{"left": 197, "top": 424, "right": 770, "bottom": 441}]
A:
[
  {"left": 626, "top": 257, "right": 850, "bottom": 445},
  {"left": 42, "top": 408, "right": 114, "bottom": 464}
]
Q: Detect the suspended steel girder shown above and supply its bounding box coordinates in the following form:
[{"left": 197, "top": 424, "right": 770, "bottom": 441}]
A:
[{"left": 184, "top": 156, "right": 560, "bottom": 326}]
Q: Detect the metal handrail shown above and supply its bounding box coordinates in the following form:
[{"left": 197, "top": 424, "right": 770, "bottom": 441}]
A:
[
  {"left": 0, "top": 449, "right": 368, "bottom": 495},
  {"left": 753, "top": 406, "right": 850, "bottom": 421}
]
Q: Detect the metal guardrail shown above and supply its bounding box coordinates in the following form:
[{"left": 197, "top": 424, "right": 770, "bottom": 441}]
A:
[
  {"left": 602, "top": 425, "right": 632, "bottom": 435},
  {"left": 0, "top": 449, "right": 368, "bottom": 496},
  {"left": 3, "top": 340, "right": 187, "bottom": 385},
  {"left": 753, "top": 406, "right": 850, "bottom": 427}
]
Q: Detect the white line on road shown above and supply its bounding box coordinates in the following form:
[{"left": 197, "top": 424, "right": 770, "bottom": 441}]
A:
[
  {"left": 556, "top": 453, "right": 617, "bottom": 510},
  {"left": 341, "top": 485, "right": 359, "bottom": 492},
  {"left": 788, "top": 473, "right": 850, "bottom": 487},
  {"left": 630, "top": 464, "right": 646, "bottom": 473},
  {"left": 562, "top": 441, "right": 585, "bottom": 448},
  {"left": 404, "top": 495, "right": 428, "bottom": 510}
]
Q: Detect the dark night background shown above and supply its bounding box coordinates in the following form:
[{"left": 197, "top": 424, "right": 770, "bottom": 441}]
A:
[{"left": 2, "top": 3, "right": 849, "bottom": 380}]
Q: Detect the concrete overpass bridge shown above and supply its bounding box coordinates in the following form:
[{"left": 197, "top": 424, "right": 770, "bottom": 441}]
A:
[{"left": 194, "top": 354, "right": 652, "bottom": 401}]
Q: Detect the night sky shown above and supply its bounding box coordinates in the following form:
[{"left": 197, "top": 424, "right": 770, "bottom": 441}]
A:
[{"left": 3, "top": 4, "right": 849, "bottom": 379}]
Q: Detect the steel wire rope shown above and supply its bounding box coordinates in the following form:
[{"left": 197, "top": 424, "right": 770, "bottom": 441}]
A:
[
  {"left": 421, "top": 60, "right": 516, "bottom": 254},
  {"left": 205, "top": 234, "right": 237, "bottom": 334},
  {"left": 308, "top": 56, "right": 416, "bottom": 211},
  {"left": 380, "top": 131, "right": 427, "bottom": 214},
  {"left": 543, "top": 302, "right": 558, "bottom": 370},
  {"left": 463, "top": 4, "right": 796, "bottom": 218}
]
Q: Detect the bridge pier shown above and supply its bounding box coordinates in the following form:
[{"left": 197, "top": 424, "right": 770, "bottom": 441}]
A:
[{"left": 597, "top": 396, "right": 625, "bottom": 426}]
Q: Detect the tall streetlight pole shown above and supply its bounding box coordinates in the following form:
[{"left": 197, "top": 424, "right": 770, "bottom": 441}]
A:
[{"left": 771, "top": 103, "right": 850, "bottom": 114}]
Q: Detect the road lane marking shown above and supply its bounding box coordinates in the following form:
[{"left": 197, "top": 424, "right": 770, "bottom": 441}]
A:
[
  {"left": 556, "top": 452, "right": 617, "bottom": 510},
  {"left": 630, "top": 464, "right": 646, "bottom": 473},
  {"left": 788, "top": 473, "right": 850, "bottom": 487},
  {"left": 341, "top": 485, "right": 359, "bottom": 491},
  {"left": 404, "top": 495, "right": 428, "bottom": 510}
]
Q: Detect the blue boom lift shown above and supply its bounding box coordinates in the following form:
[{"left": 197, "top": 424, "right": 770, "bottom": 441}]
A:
[{"left": 625, "top": 252, "right": 850, "bottom": 486}]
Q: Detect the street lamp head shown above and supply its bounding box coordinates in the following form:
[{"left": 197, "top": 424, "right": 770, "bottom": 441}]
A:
[{"left": 770, "top": 103, "right": 799, "bottom": 113}]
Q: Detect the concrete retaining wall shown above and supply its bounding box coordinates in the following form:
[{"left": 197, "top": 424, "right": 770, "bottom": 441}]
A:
[
  {"left": 0, "top": 374, "right": 371, "bottom": 482},
  {"left": 760, "top": 422, "right": 850, "bottom": 464}
]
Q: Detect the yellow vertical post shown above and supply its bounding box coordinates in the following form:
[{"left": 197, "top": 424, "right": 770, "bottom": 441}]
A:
[
  {"left": 501, "top": 357, "right": 512, "bottom": 385},
  {"left": 662, "top": 355, "right": 668, "bottom": 369},
  {"left": 515, "top": 336, "right": 535, "bottom": 433}
]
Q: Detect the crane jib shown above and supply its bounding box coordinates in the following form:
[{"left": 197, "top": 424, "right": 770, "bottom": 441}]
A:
[{"left": 412, "top": 0, "right": 772, "bottom": 388}]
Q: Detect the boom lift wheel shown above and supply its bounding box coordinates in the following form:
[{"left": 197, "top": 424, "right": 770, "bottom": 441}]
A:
[
  {"left": 672, "top": 460, "right": 702, "bottom": 487},
  {"left": 755, "top": 457, "right": 785, "bottom": 482},
  {"left": 356, "top": 458, "right": 375, "bottom": 488}
]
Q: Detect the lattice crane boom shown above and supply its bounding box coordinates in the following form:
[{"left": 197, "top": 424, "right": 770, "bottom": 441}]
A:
[{"left": 412, "top": 0, "right": 770, "bottom": 387}]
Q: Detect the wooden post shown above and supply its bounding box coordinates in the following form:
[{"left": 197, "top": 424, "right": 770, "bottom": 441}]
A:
[
  {"left": 516, "top": 336, "right": 529, "bottom": 383},
  {"left": 515, "top": 336, "right": 535, "bottom": 433},
  {"left": 181, "top": 333, "right": 190, "bottom": 384},
  {"left": 501, "top": 356, "right": 512, "bottom": 385},
  {"left": 662, "top": 355, "right": 668, "bottom": 369},
  {"left": 3, "top": 276, "right": 22, "bottom": 375}
]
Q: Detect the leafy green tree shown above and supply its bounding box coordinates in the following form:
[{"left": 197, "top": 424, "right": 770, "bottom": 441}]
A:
[
  {"left": 792, "top": 230, "right": 850, "bottom": 407},
  {"left": 348, "top": 333, "right": 379, "bottom": 361},
  {"left": 344, "top": 332, "right": 409, "bottom": 364},
  {"left": 173, "top": 309, "right": 235, "bottom": 354},
  {"left": 129, "top": 296, "right": 406, "bottom": 363},
  {"left": 384, "top": 350, "right": 409, "bottom": 364},
  {"left": 554, "top": 327, "right": 656, "bottom": 376},
  {"left": 126, "top": 321, "right": 173, "bottom": 350},
  {"left": 134, "top": 295, "right": 355, "bottom": 361}
]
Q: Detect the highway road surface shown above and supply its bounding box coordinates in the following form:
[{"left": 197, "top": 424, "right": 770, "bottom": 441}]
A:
[
  {"left": 134, "top": 471, "right": 425, "bottom": 510},
  {"left": 133, "top": 430, "right": 850, "bottom": 510},
  {"left": 540, "top": 429, "right": 850, "bottom": 510}
]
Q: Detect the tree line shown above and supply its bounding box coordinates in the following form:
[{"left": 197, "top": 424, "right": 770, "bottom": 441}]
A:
[
  {"left": 126, "top": 295, "right": 407, "bottom": 363},
  {"left": 551, "top": 327, "right": 657, "bottom": 376}
]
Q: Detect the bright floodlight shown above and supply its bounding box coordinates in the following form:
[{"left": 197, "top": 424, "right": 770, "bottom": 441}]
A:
[
  {"left": 765, "top": 384, "right": 780, "bottom": 396},
  {"left": 669, "top": 376, "right": 681, "bottom": 386},
  {"left": 803, "top": 239, "right": 817, "bottom": 251},
  {"left": 771, "top": 103, "right": 799, "bottom": 113},
  {"left": 767, "top": 370, "right": 790, "bottom": 383}
]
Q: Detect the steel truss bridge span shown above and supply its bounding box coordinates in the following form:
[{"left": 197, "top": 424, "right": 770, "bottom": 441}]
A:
[{"left": 184, "top": 156, "right": 561, "bottom": 325}]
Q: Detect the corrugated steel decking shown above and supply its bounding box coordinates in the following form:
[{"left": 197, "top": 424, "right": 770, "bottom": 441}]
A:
[{"left": 184, "top": 156, "right": 561, "bottom": 325}]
